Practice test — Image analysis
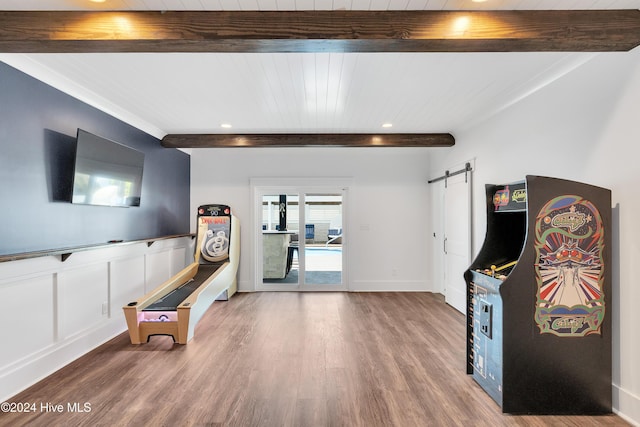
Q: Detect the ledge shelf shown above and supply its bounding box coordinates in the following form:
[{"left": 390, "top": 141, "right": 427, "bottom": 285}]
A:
[{"left": 0, "top": 234, "right": 195, "bottom": 264}]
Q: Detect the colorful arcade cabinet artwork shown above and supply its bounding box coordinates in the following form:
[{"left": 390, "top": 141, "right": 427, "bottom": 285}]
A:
[
  {"left": 464, "top": 176, "right": 611, "bottom": 414},
  {"left": 123, "top": 204, "right": 240, "bottom": 344},
  {"left": 534, "top": 196, "right": 606, "bottom": 337}
]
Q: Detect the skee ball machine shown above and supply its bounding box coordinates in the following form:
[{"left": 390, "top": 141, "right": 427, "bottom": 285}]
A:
[
  {"left": 123, "top": 204, "right": 239, "bottom": 344},
  {"left": 464, "top": 176, "right": 612, "bottom": 414}
]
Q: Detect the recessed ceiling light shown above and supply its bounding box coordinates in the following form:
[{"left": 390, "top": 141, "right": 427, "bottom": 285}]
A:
[
  {"left": 382, "top": 123, "right": 393, "bottom": 128},
  {"left": 90, "top": 0, "right": 107, "bottom": 3},
  {"left": 472, "top": 0, "right": 488, "bottom": 3},
  {"left": 221, "top": 123, "right": 232, "bottom": 129}
]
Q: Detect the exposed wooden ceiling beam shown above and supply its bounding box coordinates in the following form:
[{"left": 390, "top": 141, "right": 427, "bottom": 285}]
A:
[
  {"left": 1, "top": 10, "right": 639, "bottom": 53},
  {"left": 161, "top": 133, "right": 455, "bottom": 148}
]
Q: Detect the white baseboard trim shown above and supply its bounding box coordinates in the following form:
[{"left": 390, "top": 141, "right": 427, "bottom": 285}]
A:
[
  {"left": 349, "top": 280, "right": 429, "bottom": 292},
  {"left": 0, "top": 319, "right": 126, "bottom": 403},
  {"left": 237, "top": 279, "right": 254, "bottom": 292},
  {"left": 613, "top": 383, "right": 640, "bottom": 426}
]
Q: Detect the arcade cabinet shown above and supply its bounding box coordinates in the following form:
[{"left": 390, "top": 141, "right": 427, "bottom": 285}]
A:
[
  {"left": 123, "top": 204, "right": 239, "bottom": 344},
  {"left": 464, "top": 176, "right": 611, "bottom": 414}
]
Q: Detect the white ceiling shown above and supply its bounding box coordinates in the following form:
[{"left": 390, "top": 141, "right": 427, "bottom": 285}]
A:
[{"left": 1, "top": 0, "right": 639, "bottom": 141}]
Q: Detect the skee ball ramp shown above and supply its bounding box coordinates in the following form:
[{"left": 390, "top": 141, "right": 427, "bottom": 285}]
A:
[{"left": 123, "top": 204, "right": 239, "bottom": 344}]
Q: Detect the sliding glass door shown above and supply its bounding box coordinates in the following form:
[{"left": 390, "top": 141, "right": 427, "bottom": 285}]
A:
[{"left": 254, "top": 181, "right": 347, "bottom": 291}]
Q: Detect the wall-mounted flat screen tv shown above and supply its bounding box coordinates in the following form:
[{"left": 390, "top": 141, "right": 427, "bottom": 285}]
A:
[{"left": 71, "top": 129, "right": 144, "bottom": 207}]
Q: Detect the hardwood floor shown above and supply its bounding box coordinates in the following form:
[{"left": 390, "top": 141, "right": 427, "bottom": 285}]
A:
[{"left": 1, "top": 292, "right": 628, "bottom": 427}]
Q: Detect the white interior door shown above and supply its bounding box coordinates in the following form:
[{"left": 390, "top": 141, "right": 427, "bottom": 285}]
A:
[{"left": 443, "top": 170, "right": 472, "bottom": 313}]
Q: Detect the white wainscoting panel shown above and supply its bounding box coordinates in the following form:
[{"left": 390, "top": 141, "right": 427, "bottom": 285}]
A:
[
  {"left": 170, "top": 246, "right": 188, "bottom": 277},
  {"left": 110, "top": 256, "right": 145, "bottom": 320},
  {"left": 0, "top": 274, "right": 55, "bottom": 368},
  {"left": 58, "top": 264, "right": 109, "bottom": 341},
  {"left": 144, "top": 249, "right": 174, "bottom": 293},
  {"left": 0, "top": 236, "right": 193, "bottom": 402}
]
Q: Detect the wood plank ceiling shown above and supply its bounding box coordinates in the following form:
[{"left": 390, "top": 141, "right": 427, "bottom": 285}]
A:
[{"left": 1, "top": 1, "right": 639, "bottom": 148}]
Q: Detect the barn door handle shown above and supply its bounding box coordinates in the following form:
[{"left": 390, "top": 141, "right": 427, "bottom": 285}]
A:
[{"left": 444, "top": 237, "right": 448, "bottom": 254}]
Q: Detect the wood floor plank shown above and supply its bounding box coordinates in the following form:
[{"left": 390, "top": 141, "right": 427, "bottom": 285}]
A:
[{"left": 0, "top": 292, "right": 629, "bottom": 426}]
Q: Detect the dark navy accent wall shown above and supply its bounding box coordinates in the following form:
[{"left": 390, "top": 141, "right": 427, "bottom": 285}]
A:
[{"left": 0, "top": 62, "right": 191, "bottom": 255}]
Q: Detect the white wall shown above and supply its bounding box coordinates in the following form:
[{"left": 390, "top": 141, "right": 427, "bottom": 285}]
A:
[
  {"left": 0, "top": 237, "right": 193, "bottom": 401},
  {"left": 429, "top": 48, "right": 640, "bottom": 424},
  {"left": 190, "top": 147, "right": 435, "bottom": 292}
]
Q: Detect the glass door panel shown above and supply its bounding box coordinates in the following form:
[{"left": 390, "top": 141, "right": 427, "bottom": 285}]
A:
[
  {"left": 303, "top": 193, "right": 343, "bottom": 286},
  {"left": 262, "top": 194, "right": 300, "bottom": 285}
]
